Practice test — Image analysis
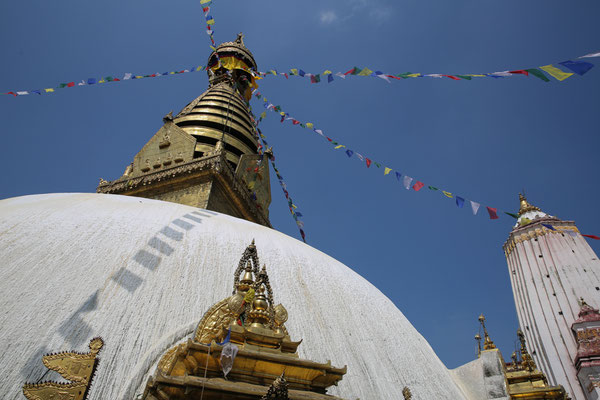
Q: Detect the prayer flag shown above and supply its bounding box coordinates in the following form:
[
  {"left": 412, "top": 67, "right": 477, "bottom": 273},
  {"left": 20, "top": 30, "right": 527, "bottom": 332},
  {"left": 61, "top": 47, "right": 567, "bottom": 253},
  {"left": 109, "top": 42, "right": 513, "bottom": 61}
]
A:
[
  {"left": 355, "top": 153, "right": 364, "bottom": 161},
  {"left": 384, "top": 167, "right": 392, "bottom": 175},
  {"left": 442, "top": 75, "right": 461, "bottom": 80},
  {"left": 306, "top": 123, "right": 314, "bottom": 129},
  {"left": 299, "top": 70, "right": 305, "bottom": 77},
  {"left": 334, "top": 145, "right": 345, "bottom": 149},
  {"left": 328, "top": 74, "right": 334, "bottom": 83},
  {"left": 16, "top": 91, "right": 29, "bottom": 95},
  {"left": 580, "top": 52, "right": 600, "bottom": 58},
  {"left": 470, "top": 201, "right": 480, "bottom": 215},
  {"left": 505, "top": 212, "right": 518, "bottom": 219},
  {"left": 374, "top": 162, "right": 381, "bottom": 168},
  {"left": 87, "top": 78, "right": 96, "bottom": 85},
  {"left": 292, "top": 119, "right": 300, "bottom": 125},
  {"left": 335, "top": 72, "right": 346, "bottom": 79},
  {"left": 403, "top": 175, "right": 413, "bottom": 190},
  {"left": 314, "top": 129, "right": 324, "bottom": 136},
  {"left": 358, "top": 68, "right": 373, "bottom": 76},
  {"left": 290, "top": 69, "right": 298, "bottom": 75},
  {"left": 429, "top": 186, "right": 438, "bottom": 191},
  {"left": 542, "top": 224, "right": 556, "bottom": 231},
  {"left": 559, "top": 60, "right": 594, "bottom": 75},
  {"left": 486, "top": 207, "right": 499, "bottom": 220},
  {"left": 365, "top": 158, "right": 372, "bottom": 168},
  {"left": 206, "top": 18, "right": 215, "bottom": 25},
  {"left": 413, "top": 181, "right": 424, "bottom": 191},
  {"left": 323, "top": 70, "right": 332, "bottom": 75},
  {"left": 442, "top": 191, "right": 453, "bottom": 198},
  {"left": 509, "top": 70, "right": 529, "bottom": 76},
  {"left": 456, "top": 75, "right": 472, "bottom": 80},
  {"left": 296, "top": 212, "right": 303, "bottom": 217},
  {"left": 540, "top": 65, "right": 573, "bottom": 81},
  {"left": 396, "top": 172, "right": 402, "bottom": 181},
  {"left": 200, "top": 0, "right": 212, "bottom": 4},
  {"left": 310, "top": 74, "right": 321, "bottom": 83},
  {"left": 456, "top": 196, "right": 465, "bottom": 208},
  {"left": 67, "top": 82, "right": 75, "bottom": 87},
  {"left": 260, "top": 112, "right": 266, "bottom": 119},
  {"left": 526, "top": 68, "right": 550, "bottom": 82},
  {"left": 6, "top": 91, "right": 16, "bottom": 96},
  {"left": 44, "top": 88, "right": 54, "bottom": 93},
  {"left": 351, "top": 67, "right": 362, "bottom": 75},
  {"left": 345, "top": 149, "right": 353, "bottom": 157},
  {"left": 582, "top": 234, "right": 600, "bottom": 240},
  {"left": 31, "top": 90, "right": 41, "bottom": 95}
]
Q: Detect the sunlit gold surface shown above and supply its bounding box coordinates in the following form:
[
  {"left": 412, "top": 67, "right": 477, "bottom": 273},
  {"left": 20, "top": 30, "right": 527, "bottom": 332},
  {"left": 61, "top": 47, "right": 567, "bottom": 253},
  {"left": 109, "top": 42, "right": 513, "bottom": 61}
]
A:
[
  {"left": 22, "top": 338, "right": 104, "bottom": 400},
  {"left": 518, "top": 193, "right": 542, "bottom": 216},
  {"left": 143, "top": 242, "right": 347, "bottom": 399}
]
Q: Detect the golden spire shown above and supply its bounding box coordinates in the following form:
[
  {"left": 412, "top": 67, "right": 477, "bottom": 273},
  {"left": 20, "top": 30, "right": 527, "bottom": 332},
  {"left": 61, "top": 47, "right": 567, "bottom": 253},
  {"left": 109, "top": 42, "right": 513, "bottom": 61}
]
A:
[
  {"left": 517, "top": 328, "right": 536, "bottom": 371},
  {"left": 518, "top": 193, "right": 542, "bottom": 216},
  {"left": 475, "top": 333, "right": 482, "bottom": 358},
  {"left": 479, "top": 314, "right": 496, "bottom": 350}
]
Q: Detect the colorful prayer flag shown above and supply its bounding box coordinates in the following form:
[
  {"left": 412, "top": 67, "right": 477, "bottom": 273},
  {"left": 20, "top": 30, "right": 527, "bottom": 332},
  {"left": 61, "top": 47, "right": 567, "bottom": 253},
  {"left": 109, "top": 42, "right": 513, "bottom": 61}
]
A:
[
  {"left": 429, "top": 186, "right": 438, "bottom": 191},
  {"left": 558, "top": 60, "right": 594, "bottom": 75},
  {"left": 442, "top": 191, "right": 453, "bottom": 198},
  {"left": 402, "top": 176, "right": 413, "bottom": 190},
  {"left": 486, "top": 207, "right": 499, "bottom": 220},
  {"left": 396, "top": 172, "right": 402, "bottom": 181},
  {"left": 358, "top": 68, "right": 373, "bottom": 76},
  {"left": 505, "top": 212, "right": 518, "bottom": 219},
  {"left": 456, "top": 196, "right": 465, "bottom": 208},
  {"left": 542, "top": 224, "right": 556, "bottom": 231},
  {"left": 582, "top": 234, "right": 600, "bottom": 240},
  {"left": 365, "top": 158, "right": 372, "bottom": 168},
  {"left": 412, "top": 181, "right": 424, "bottom": 191},
  {"left": 470, "top": 201, "right": 480, "bottom": 215},
  {"left": 540, "top": 65, "right": 573, "bottom": 81},
  {"left": 526, "top": 68, "right": 550, "bottom": 82},
  {"left": 384, "top": 167, "right": 392, "bottom": 175},
  {"left": 345, "top": 149, "right": 353, "bottom": 157}
]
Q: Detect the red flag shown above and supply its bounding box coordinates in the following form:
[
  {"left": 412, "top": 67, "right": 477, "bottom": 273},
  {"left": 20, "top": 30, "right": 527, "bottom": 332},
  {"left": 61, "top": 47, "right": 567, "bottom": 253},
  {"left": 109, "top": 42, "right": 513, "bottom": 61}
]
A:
[
  {"left": 344, "top": 68, "right": 355, "bottom": 75},
  {"left": 510, "top": 70, "right": 529, "bottom": 76},
  {"left": 284, "top": 73, "right": 288, "bottom": 79},
  {"left": 582, "top": 234, "right": 600, "bottom": 240},
  {"left": 326, "top": 137, "right": 332, "bottom": 142},
  {"left": 113, "top": 78, "right": 120, "bottom": 81},
  {"left": 67, "top": 82, "right": 75, "bottom": 87},
  {"left": 442, "top": 75, "right": 460, "bottom": 81},
  {"left": 6, "top": 91, "right": 17, "bottom": 97},
  {"left": 387, "top": 75, "right": 402, "bottom": 80},
  {"left": 486, "top": 207, "right": 499, "bottom": 220},
  {"left": 365, "top": 158, "right": 372, "bottom": 168},
  {"left": 292, "top": 120, "right": 300, "bottom": 125},
  {"left": 412, "top": 181, "right": 425, "bottom": 191}
]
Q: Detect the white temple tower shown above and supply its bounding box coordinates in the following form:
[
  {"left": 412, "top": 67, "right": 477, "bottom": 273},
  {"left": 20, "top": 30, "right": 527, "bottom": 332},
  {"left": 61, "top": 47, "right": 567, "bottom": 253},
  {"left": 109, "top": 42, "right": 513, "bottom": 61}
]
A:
[{"left": 503, "top": 194, "right": 600, "bottom": 400}]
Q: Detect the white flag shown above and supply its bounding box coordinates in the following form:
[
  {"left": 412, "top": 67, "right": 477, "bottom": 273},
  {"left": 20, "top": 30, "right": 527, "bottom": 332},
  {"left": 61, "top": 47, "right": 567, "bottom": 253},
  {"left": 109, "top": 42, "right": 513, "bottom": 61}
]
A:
[
  {"left": 491, "top": 71, "right": 512, "bottom": 77},
  {"left": 314, "top": 129, "right": 324, "bottom": 136},
  {"left": 220, "top": 342, "right": 239, "bottom": 377},
  {"left": 355, "top": 153, "right": 364, "bottom": 161},
  {"left": 377, "top": 74, "right": 391, "bottom": 83},
  {"left": 425, "top": 74, "right": 443, "bottom": 78},
  {"left": 16, "top": 91, "right": 29, "bottom": 95},
  {"left": 402, "top": 175, "right": 413, "bottom": 190},
  {"left": 335, "top": 72, "right": 346, "bottom": 79},
  {"left": 123, "top": 72, "right": 133, "bottom": 80},
  {"left": 579, "top": 52, "right": 600, "bottom": 58},
  {"left": 470, "top": 201, "right": 480, "bottom": 215}
]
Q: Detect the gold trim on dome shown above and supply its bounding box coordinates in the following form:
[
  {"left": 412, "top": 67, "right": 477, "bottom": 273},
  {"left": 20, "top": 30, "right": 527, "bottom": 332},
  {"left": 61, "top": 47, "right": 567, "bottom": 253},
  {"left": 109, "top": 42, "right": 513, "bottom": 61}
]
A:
[{"left": 22, "top": 337, "right": 104, "bottom": 400}]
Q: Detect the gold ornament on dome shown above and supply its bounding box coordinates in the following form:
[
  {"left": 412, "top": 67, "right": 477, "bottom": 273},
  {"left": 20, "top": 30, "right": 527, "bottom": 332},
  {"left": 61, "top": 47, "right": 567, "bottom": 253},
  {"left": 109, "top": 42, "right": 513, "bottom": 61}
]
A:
[
  {"left": 143, "top": 240, "right": 347, "bottom": 399},
  {"left": 22, "top": 337, "right": 104, "bottom": 400},
  {"left": 518, "top": 193, "right": 542, "bottom": 216}
]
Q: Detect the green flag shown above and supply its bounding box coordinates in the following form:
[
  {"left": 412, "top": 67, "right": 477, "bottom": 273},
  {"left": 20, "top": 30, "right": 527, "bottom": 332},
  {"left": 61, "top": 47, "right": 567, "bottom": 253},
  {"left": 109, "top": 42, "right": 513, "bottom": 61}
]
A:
[
  {"left": 505, "top": 212, "right": 519, "bottom": 219},
  {"left": 526, "top": 69, "right": 550, "bottom": 82},
  {"left": 428, "top": 186, "right": 438, "bottom": 191},
  {"left": 351, "top": 67, "right": 361, "bottom": 75},
  {"left": 456, "top": 75, "right": 472, "bottom": 80}
]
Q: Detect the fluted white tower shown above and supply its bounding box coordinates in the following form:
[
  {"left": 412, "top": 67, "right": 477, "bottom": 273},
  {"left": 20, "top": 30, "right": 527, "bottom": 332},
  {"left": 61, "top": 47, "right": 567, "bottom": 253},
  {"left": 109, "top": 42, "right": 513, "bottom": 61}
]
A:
[{"left": 503, "top": 194, "right": 600, "bottom": 400}]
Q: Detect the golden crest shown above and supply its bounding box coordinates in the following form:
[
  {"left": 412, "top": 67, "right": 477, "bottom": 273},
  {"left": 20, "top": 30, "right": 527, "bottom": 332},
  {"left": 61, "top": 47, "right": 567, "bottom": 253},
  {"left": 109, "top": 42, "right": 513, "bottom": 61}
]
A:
[{"left": 23, "top": 338, "right": 104, "bottom": 400}]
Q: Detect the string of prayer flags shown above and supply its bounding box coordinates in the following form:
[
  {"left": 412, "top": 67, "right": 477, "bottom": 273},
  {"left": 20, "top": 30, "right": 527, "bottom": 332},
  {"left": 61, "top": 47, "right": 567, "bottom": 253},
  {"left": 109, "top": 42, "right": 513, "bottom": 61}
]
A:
[
  {"left": 541, "top": 224, "right": 600, "bottom": 240},
  {"left": 256, "top": 52, "right": 598, "bottom": 85},
  {"left": 255, "top": 90, "right": 521, "bottom": 223},
  {"left": 201, "top": 0, "right": 218, "bottom": 52},
  {"left": 2, "top": 66, "right": 205, "bottom": 97}
]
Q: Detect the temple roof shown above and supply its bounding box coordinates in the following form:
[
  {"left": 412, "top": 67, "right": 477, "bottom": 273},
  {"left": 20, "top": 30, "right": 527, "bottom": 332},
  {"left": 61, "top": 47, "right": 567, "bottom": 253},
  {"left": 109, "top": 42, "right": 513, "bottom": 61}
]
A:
[
  {"left": 513, "top": 194, "right": 555, "bottom": 229},
  {"left": 0, "top": 193, "right": 469, "bottom": 400}
]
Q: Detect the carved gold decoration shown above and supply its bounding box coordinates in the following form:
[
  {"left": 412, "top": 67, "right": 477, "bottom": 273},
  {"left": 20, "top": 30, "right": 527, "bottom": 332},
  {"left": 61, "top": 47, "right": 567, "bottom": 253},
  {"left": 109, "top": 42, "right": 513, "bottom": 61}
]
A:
[
  {"left": 23, "top": 337, "right": 104, "bottom": 400},
  {"left": 518, "top": 193, "right": 542, "bottom": 216},
  {"left": 144, "top": 241, "right": 347, "bottom": 399},
  {"left": 402, "top": 386, "right": 412, "bottom": 400}
]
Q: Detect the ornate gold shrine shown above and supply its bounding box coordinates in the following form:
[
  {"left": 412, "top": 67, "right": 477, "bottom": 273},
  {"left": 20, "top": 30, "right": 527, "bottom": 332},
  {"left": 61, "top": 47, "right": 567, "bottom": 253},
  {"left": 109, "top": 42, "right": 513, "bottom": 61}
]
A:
[
  {"left": 142, "top": 241, "right": 347, "bottom": 400},
  {"left": 504, "top": 329, "right": 568, "bottom": 399},
  {"left": 22, "top": 337, "right": 104, "bottom": 400}
]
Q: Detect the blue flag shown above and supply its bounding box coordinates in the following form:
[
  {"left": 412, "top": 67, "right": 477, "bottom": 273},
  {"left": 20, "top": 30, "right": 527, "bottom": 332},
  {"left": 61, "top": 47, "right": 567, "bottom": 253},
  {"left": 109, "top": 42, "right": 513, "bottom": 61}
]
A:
[
  {"left": 542, "top": 223, "right": 556, "bottom": 231},
  {"left": 345, "top": 149, "right": 353, "bottom": 157},
  {"left": 87, "top": 78, "right": 96, "bottom": 85},
  {"left": 456, "top": 196, "right": 465, "bottom": 208},
  {"left": 559, "top": 60, "right": 594, "bottom": 76},
  {"left": 299, "top": 69, "right": 305, "bottom": 77},
  {"left": 328, "top": 74, "right": 334, "bottom": 83},
  {"left": 395, "top": 172, "right": 402, "bottom": 181}
]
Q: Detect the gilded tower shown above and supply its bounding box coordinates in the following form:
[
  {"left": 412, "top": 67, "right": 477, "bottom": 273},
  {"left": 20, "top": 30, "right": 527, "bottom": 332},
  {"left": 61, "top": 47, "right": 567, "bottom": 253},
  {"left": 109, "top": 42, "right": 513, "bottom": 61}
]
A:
[
  {"left": 97, "top": 34, "right": 271, "bottom": 226},
  {"left": 503, "top": 194, "right": 600, "bottom": 399}
]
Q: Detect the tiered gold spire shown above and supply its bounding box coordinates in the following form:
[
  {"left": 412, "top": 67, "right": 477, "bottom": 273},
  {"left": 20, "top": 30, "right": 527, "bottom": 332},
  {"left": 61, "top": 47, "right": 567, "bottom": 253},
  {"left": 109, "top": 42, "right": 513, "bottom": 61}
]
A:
[
  {"left": 518, "top": 193, "right": 542, "bottom": 216},
  {"left": 478, "top": 314, "right": 496, "bottom": 350}
]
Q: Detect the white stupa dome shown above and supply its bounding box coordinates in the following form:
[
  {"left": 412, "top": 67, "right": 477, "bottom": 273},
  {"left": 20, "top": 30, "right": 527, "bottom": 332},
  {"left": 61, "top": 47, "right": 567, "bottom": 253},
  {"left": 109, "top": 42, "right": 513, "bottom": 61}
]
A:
[{"left": 0, "top": 193, "right": 469, "bottom": 400}]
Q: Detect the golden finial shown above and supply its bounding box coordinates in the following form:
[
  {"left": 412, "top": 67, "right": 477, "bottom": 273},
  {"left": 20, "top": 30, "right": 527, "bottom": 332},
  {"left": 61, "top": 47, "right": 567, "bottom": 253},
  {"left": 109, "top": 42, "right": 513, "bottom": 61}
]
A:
[
  {"left": 235, "top": 32, "right": 245, "bottom": 46},
  {"left": 517, "top": 328, "right": 536, "bottom": 371},
  {"left": 518, "top": 193, "right": 542, "bottom": 216},
  {"left": 478, "top": 314, "right": 496, "bottom": 350},
  {"left": 475, "top": 333, "right": 482, "bottom": 357}
]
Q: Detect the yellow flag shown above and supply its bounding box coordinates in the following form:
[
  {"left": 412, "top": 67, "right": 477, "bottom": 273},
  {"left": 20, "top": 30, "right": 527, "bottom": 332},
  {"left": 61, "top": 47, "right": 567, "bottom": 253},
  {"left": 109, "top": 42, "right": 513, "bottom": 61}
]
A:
[
  {"left": 468, "top": 74, "right": 486, "bottom": 77},
  {"left": 384, "top": 167, "right": 392, "bottom": 175},
  {"left": 248, "top": 181, "right": 255, "bottom": 190},
  {"left": 195, "top": 66, "right": 203, "bottom": 71},
  {"left": 540, "top": 65, "right": 573, "bottom": 81},
  {"left": 44, "top": 88, "right": 54, "bottom": 93},
  {"left": 406, "top": 73, "right": 421, "bottom": 78},
  {"left": 290, "top": 69, "right": 298, "bottom": 75},
  {"left": 323, "top": 70, "right": 332, "bottom": 75},
  {"left": 442, "top": 191, "right": 453, "bottom": 198},
  {"left": 358, "top": 68, "right": 373, "bottom": 76},
  {"left": 334, "top": 145, "right": 345, "bottom": 149},
  {"left": 306, "top": 123, "right": 314, "bottom": 129},
  {"left": 280, "top": 111, "right": 285, "bottom": 116},
  {"left": 292, "top": 204, "right": 297, "bottom": 209}
]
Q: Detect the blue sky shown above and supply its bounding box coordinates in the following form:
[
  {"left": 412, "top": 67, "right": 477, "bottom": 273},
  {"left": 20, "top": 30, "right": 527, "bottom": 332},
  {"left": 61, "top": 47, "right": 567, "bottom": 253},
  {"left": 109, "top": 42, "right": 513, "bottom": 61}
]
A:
[{"left": 1, "top": 0, "right": 599, "bottom": 369}]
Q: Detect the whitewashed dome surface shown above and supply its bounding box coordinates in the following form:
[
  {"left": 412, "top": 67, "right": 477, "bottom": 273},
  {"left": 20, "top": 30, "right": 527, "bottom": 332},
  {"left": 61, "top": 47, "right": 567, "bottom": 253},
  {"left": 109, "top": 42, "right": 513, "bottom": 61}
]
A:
[{"left": 0, "top": 193, "right": 467, "bottom": 400}]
